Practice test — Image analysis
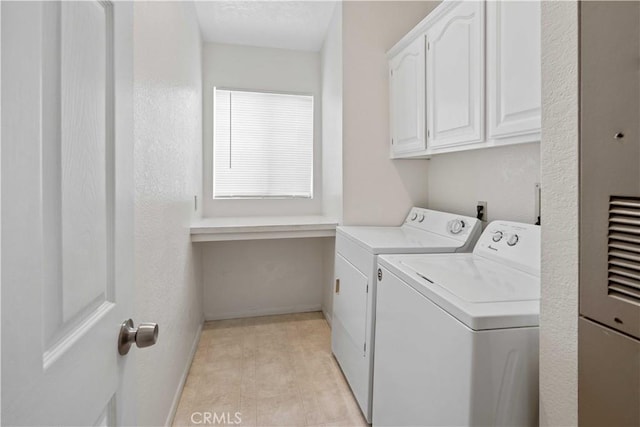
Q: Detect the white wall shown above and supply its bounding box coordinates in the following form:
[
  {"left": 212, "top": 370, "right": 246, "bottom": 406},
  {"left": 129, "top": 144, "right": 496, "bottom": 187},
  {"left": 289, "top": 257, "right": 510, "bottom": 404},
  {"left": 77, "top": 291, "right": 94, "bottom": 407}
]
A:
[
  {"left": 202, "top": 43, "right": 322, "bottom": 217},
  {"left": 539, "top": 1, "right": 580, "bottom": 425},
  {"left": 342, "top": 1, "right": 437, "bottom": 226},
  {"left": 0, "top": 3, "right": 3, "bottom": 420},
  {"left": 342, "top": 1, "right": 540, "bottom": 226},
  {"left": 320, "top": 4, "right": 342, "bottom": 322},
  {"left": 201, "top": 38, "right": 339, "bottom": 321},
  {"left": 202, "top": 238, "right": 326, "bottom": 320},
  {"left": 133, "top": 2, "right": 203, "bottom": 426},
  {"left": 321, "top": 4, "right": 343, "bottom": 221},
  {"left": 426, "top": 143, "right": 541, "bottom": 223}
]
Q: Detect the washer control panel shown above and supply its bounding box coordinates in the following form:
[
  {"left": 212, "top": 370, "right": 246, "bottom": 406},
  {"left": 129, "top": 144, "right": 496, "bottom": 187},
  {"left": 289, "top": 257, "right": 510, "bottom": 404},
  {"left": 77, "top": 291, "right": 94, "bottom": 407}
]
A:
[
  {"left": 447, "top": 219, "right": 466, "bottom": 235},
  {"left": 474, "top": 221, "right": 540, "bottom": 276},
  {"left": 403, "top": 207, "right": 481, "bottom": 245}
]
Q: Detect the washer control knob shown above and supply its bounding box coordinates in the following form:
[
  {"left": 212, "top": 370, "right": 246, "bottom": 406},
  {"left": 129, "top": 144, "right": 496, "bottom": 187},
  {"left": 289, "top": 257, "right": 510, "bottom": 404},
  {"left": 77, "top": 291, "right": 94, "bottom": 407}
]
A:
[
  {"left": 418, "top": 214, "right": 425, "bottom": 223},
  {"left": 492, "top": 231, "right": 504, "bottom": 242},
  {"left": 448, "top": 219, "right": 465, "bottom": 234},
  {"left": 411, "top": 213, "right": 418, "bottom": 221},
  {"left": 507, "top": 234, "right": 519, "bottom": 246}
]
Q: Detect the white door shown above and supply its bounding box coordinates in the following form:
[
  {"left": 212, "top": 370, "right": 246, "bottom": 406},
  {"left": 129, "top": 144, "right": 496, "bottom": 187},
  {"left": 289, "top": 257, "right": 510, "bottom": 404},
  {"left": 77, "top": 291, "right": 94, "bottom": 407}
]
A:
[
  {"left": 487, "top": 0, "right": 541, "bottom": 141},
  {"left": 426, "top": 1, "right": 484, "bottom": 150},
  {"left": 389, "top": 35, "right": 426, "bottom": 158},
  {"left": 2, "top": 2, "right": 137, "bottom": 425}
]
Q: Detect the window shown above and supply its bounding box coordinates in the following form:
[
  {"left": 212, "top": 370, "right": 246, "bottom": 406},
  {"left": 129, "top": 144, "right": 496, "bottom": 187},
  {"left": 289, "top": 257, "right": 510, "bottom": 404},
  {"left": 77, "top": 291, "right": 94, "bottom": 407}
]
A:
[{"left": 213, "top": 88, "right": 314, "bottom": 199}]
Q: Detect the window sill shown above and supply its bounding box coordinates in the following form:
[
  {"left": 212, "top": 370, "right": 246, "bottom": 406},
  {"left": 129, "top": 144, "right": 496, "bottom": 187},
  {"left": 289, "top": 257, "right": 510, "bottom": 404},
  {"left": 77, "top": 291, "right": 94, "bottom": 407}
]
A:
[{"left": 190, "top": 216, "right": 339, "bottom": 242}]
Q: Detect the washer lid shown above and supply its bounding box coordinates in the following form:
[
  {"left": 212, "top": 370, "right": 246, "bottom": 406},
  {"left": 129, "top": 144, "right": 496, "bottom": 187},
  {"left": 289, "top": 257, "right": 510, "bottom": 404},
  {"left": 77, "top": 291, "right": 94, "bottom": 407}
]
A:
[
  {"left": 399, "top": 256, "right": 540, "bottom": 303},
  {"left": 378, "top": 253, "right": 540, "bottom": 330}
]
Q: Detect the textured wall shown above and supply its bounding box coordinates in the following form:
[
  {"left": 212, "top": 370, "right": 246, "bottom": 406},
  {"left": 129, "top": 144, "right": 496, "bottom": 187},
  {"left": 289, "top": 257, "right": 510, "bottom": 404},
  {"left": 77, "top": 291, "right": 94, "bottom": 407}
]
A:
[
  {"left": 202, "top": 42, "right": 322, "bottom": 217},
  {"left": 320, "top": 4, "right": 342, "bottom": 321},
  {"left": 200, "top": 42, "right": 329, "bottom": 321},
  {"left": 202, "top": 239, "right": 326, "bottom": 320},
  {"left": 1, "top": 4, "right": 3, "bottom": 420},
  {"left": 539, "top": 1, "right": 579, "bottom": 425},
  {"left": 133, "top": 2, "right": 203, "bottom": 426},
  {"left": 342, "top": 1, "right": 436, "bottom": 226},
  {"left": 426, "top": 143, "right": 541, "bottom": 223},
  {"left": 321, "top": 4, "right": 343, "bottom": 222}
]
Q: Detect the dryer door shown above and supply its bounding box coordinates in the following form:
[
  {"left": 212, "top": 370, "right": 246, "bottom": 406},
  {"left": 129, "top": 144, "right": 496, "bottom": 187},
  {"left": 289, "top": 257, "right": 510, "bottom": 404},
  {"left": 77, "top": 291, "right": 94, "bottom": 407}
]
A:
[{"left": 332, "top": 253, "right": 369, "bottom": 411}]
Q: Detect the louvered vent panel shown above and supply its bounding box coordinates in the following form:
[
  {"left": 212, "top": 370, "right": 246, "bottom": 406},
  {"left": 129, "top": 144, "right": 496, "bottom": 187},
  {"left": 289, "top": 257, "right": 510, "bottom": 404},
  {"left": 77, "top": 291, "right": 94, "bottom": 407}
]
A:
[{"left": 608, "top": 197, "right": 640, "bottom": 305}]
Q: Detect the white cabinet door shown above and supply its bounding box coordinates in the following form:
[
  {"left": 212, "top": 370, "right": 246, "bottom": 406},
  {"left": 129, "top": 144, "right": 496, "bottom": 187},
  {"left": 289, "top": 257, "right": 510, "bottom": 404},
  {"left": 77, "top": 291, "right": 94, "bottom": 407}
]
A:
[
  {"left": 389, "top": 35, "right": 426, "bottom": 158},
  {"left": 487, "top": 0, "right": 541, "bottom": 141},
  {"left": 2, "top": 2, "right": 136, "bottom": 425},
  {"left": 426, "top": 1, "right": 484, "bottom": 150}
]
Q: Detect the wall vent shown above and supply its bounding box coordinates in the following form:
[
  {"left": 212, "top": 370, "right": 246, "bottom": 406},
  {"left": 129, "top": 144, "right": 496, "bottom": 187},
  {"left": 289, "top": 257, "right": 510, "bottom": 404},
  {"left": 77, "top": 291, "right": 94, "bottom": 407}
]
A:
[{"left": 608, "top": 196, "right": 640, "bottom": 305}]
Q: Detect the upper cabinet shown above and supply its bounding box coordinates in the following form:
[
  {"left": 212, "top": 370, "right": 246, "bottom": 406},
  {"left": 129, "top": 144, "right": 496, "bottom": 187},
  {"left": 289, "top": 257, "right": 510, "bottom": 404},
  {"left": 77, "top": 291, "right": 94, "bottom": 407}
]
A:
[
  {"left": 427, "top": 1, "right": 484, "bottom": 150},
  {"left": 389, "top": 35, "right": 427, "bottom": 158},
  {"left": 487, "top": 0, "right": 541, "bottom": 143},
  {"left": 388, "top": 0, "right": 541, "bottom": 158}
]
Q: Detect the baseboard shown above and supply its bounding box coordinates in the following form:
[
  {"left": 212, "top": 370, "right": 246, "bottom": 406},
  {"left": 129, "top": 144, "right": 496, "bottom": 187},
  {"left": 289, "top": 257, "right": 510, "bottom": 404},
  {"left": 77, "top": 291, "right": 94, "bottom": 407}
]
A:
[
  {"left": 164, "top": 320, "right": 203, "bottom": 427},
  {"left": 204, "top": 304, "right": 322, "bottom": 321},
  {"left": 322, "top": 308, "right": 332, "bottom": 328}
]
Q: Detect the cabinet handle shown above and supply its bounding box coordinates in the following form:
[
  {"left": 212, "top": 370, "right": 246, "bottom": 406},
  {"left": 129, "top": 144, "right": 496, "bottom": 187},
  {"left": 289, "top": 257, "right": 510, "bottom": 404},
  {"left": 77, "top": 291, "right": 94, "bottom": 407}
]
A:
[{"left": 335, "top": 278, "right": 340, "bottom": 293}]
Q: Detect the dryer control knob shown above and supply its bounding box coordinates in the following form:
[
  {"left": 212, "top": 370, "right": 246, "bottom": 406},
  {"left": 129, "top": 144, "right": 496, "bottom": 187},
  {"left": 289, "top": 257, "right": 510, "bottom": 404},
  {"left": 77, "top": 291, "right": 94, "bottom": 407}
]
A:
[
  {"left": 448, "top": 219, "right": 465, "bottom": 234},
  {"left": 418, "top": 214, "right": 425, "bottom": 223},
  {"left": 507, "top": 234, "right": 519, "bottom": 246},
  {"left": 411, "top": 213, "right": 418, "bottom": 221},
  {"left": 492, "top": 231, "right": 504, "bottom": 242}
]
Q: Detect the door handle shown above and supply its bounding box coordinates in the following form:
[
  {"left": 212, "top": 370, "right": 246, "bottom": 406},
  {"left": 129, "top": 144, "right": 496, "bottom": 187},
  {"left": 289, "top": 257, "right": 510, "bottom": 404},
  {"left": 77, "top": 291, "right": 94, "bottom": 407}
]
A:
[
  {"left": 118, "top": 319, "right": 159, "bottom": 355},
  {"left": 335, "top": 278, "right": 340, "bottom": 293}
]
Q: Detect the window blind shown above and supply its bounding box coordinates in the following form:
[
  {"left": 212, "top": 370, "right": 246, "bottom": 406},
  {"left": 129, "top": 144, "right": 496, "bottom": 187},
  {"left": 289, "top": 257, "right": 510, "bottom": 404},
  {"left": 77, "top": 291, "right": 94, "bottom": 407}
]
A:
[{"left": 213, "top": 88, "right": 314, "bottom": 199}]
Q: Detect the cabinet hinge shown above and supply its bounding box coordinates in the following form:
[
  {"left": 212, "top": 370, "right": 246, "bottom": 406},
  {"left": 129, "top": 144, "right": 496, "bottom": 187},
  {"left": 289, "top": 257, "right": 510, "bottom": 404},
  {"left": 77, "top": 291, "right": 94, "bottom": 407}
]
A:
[
  {"left": 427, "top": 129, "right": 430, "bottom": 138},
  {"left": 390, "top": 69, "right": 393, "bottom": 77},
  {"left": 366, "top": 284, "right": 369, "bottom": 293},
  {"left": 364, "top": 342, "right": 367, "bottom": 353},
  {"left": 427, "top": 42, "right": 430, "bottom": 50},
  {"left": 391, "top": 138, "right": 394, "bottom": 145}
]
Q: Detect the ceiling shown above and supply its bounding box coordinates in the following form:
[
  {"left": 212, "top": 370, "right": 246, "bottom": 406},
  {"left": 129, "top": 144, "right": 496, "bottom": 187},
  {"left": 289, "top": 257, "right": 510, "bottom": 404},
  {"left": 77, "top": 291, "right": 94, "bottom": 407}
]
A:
[{"left": 194, "top": 1, "right": 338, "bottom": 52}]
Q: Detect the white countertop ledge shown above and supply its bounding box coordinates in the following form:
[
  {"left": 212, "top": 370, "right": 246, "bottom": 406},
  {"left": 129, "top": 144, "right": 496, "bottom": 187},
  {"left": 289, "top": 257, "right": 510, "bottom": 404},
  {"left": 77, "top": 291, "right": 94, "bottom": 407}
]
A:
[{"left": 190, "top": 216, "right": 339, "bottom": 242}]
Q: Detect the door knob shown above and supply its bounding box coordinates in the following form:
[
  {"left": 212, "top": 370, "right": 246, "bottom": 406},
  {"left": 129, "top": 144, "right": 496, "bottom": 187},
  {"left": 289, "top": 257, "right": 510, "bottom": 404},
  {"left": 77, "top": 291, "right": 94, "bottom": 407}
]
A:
[{"left": 118, "top": 319, "right": 159, "bottom": 355}]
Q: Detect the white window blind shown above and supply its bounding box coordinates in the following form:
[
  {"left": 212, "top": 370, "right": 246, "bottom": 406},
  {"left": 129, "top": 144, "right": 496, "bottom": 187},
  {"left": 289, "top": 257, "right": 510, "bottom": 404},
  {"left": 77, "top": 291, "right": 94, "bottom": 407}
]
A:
[{"left": 213, "top": 88, "right": 314, "bottom": 199}]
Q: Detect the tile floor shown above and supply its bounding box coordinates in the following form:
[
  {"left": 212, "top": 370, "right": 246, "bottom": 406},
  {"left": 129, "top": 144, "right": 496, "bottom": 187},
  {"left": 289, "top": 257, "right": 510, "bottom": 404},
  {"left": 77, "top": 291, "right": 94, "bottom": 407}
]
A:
[{"left": 172, "top": 312, "right": 369, "bottom": 427}]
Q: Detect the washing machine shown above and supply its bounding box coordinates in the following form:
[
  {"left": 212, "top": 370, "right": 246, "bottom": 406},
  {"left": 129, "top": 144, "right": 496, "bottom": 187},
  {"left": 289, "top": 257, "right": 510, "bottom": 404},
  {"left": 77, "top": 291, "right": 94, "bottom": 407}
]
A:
[
  {"left": 373, "top": 221, "right": 540, "bottom": 426},
  {"left": 332, "top": 207, "right": 482, "bottom": 422}
]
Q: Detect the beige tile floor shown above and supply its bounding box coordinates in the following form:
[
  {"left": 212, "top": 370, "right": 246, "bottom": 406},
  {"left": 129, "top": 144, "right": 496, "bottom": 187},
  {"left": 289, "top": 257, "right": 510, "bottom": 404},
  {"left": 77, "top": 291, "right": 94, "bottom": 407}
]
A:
[{"left": 172, "top": 312, "right": 369, "bottom": 427}]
